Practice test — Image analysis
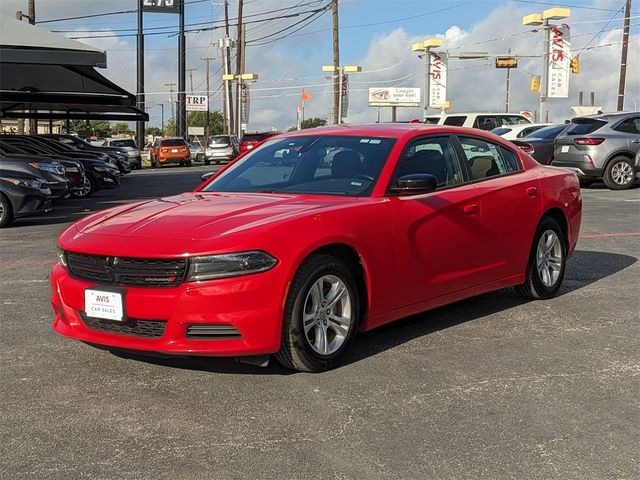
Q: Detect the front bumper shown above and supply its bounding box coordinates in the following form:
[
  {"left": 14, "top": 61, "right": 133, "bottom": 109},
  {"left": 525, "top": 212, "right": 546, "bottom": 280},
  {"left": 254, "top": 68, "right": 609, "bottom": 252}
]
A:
[
  {"left": 50, "top": 263, "right": 285, "bottom": 357},
  {"left": 5, "top": 183, "right": 54, "bottom": 219},
  {"left": 94, "top": 169, "right": 121, "bottom": 189}
]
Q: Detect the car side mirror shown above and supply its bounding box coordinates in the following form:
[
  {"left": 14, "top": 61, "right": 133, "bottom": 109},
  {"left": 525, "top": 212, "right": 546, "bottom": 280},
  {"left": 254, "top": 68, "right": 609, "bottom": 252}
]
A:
[{"left": 391, "top": 174, "right": 437, "bottom": 196}]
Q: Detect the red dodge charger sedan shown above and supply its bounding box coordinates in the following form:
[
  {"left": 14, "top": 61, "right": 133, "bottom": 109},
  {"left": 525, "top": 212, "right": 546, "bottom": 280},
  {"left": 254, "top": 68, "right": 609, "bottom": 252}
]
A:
[{"left": 51, "top": 124, "right": 582, "bottom": 372}]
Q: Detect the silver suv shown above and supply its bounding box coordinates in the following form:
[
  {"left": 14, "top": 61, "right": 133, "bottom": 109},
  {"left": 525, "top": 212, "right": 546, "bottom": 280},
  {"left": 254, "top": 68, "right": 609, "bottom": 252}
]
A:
[{"left": 552, "top": 112, "right": 640, "bottom": 190}]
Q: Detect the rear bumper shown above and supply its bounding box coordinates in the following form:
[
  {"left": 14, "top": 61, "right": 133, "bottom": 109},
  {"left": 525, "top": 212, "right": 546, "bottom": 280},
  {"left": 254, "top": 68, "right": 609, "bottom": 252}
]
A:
[
  {"left": 159, "top": 155, "right": 190, "bottom": 165},
  {"left": 50, "top": 263, "right": 286, "bottom": 357},
  {"left": 551, "top": 156, "right": 603, "bottom": 179}
]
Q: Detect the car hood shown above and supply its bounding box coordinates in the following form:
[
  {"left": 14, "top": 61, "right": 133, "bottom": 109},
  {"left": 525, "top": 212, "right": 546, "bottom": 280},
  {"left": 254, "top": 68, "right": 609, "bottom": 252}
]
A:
[{"left": 75, "top": 192, "right": 358, "bottom": 241}]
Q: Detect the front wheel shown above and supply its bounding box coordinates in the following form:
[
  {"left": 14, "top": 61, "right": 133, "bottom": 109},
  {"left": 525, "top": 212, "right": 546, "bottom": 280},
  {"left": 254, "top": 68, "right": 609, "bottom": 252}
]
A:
[
  {"left": 0, "top": 193, "right": 14, "bottom": 228},
  {"left": 516, "top": 216, "right": 566, "bottom": 299},
  {"left": 276, "top": 254, "right": 359, "bottom": 372},
  {"left": 71, "top": 175, "right": 95, "bottom": 199},
  {"left": 603, "top": 156, "right": 636, "bottom": 190}
]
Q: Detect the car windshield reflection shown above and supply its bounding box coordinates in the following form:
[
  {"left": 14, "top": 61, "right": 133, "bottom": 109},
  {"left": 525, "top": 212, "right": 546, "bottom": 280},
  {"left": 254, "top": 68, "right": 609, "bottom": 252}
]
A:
[{"left": 203, "top": 135, "right": 396, "bottom": 197}]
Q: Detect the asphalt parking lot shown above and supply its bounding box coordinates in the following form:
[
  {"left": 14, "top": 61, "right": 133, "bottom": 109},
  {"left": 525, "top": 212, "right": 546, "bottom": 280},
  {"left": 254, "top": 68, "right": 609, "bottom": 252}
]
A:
[{"left": 1, "top": 166, "right": 638, "bottom": 480}]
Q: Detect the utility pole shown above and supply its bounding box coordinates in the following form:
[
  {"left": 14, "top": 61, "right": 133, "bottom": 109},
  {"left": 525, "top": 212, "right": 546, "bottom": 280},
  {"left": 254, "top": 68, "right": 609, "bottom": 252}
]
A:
[
  {"left": 235, "top": 0, "right": 244, "bottom": 136},
  {"left": 16, "top": 2, "right": 37, "bottom": 134},
  {"left": 158, "top": 103, "right": 165, "bottom": 134},
  {"left": 14, "top": 11, "right": 25, "bottom": 134},
  {"left": 187, "top": 68, "right": 197, "bottom": 94},
  {"left": 202, "top": 57, "right": 214, "bottom": 139},
  {"left": 332, "top": 0, "right": 340, "bottom": 125},
  {"left": 224, "top": 0, "right": 234, "bottom": 135},
  {"left": 165, "top": 82, "right": 176, "bottom": 123},
  {"left": 617, "top": 0, "right": 632, "bottom": 111},
  {"left": 136, "top": 0, "right": 145, "bottom": 149},
  {"left": 177, "top": 0, "right": 186, "bottom": 139},
  {"left": 505, "top": 48, "right": 512, "bottom": 112}
]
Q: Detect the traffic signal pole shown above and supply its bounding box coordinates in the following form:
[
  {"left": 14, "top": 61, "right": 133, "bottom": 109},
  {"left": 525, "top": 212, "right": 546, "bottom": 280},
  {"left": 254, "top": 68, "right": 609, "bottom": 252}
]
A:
[{"left": 136, "top": 0, "right": 145, "bottom": 149}]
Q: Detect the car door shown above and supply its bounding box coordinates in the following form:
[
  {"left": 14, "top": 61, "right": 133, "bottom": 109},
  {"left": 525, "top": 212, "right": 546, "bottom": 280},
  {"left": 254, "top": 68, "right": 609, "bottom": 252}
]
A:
[
  {"left": 454, "top": 135, "right": 541, "bottom": 282},
  {"left": 613, "top": 116, "right": 640, "bottom": 154},
  {"left": 387, "top": 135, "right": 489, "bottom": 308}
]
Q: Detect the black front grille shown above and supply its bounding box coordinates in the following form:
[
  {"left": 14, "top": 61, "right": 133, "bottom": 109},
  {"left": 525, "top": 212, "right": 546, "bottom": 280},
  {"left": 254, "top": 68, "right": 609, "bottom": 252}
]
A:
[
  {"left": 81, "top": 312, "right": 166, "bottom": 338},
  {"left": 66, "top": 251, "right": 188, "bottom": 287}
]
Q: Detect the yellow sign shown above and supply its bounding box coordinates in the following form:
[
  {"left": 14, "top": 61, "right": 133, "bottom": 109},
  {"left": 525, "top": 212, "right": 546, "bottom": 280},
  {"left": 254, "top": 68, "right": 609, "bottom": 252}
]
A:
[{"left": 495, "top": 57, "right": 518, "bottom": 69}]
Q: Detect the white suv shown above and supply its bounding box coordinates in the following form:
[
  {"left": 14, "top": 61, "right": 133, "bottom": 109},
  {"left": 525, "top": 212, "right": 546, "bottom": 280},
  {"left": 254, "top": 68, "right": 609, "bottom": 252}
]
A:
[{"left": 425, "top": 112, "right": 532, "bottom": 131}]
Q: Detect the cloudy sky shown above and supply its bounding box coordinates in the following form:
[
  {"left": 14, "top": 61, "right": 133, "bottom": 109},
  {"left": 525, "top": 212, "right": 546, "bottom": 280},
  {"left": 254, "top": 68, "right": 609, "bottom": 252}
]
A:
[{"left": 1, "top": 0, "right": 639, "bottom": 131}]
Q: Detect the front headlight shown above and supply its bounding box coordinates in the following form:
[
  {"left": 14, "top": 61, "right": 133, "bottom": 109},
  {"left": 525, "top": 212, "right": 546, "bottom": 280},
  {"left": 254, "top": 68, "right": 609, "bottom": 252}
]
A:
[
  {"left": 94, "top": 166, "right": 109, "bottom": 172},
  {"left": 1, "top": 176, "right": 48, "bottom": 190},
  {"left": 29, "top": 162, "right": 65, "bottom": 175},
  {"left": 56, "top": 246, "right": 68, "bottom": 268},
  {"left": 186, "top": 251, "right": 277, "bottom": 281}
]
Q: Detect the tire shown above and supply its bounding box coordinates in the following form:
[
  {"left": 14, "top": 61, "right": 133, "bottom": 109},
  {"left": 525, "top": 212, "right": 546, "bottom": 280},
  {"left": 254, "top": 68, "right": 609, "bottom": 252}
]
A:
[
  {"left": 516, "top": 216, "right": 567, "bottom": 300},
  {"left": 275, "top": 254, "right": 359, "bottom": 372},
  {"left": 603, "top": 156, "right": 636, "bottom": 190},
  {"left": 579, "top": 179, "right": 594, "bottom": 188},
  {"left": 186, "top": 160, "right": 192, "bottom": 167},
  {"left": 151, "top": 156, "right": 158, "bottom": 168},
  {"left": 204, "top": 159, "right": 210, "bottom": 166},
  {"left": 71, "top": 174, "right": 95, "bottom": 199},
  {"left": 0, "top": 193, "right": 14, "bottom": 228}
]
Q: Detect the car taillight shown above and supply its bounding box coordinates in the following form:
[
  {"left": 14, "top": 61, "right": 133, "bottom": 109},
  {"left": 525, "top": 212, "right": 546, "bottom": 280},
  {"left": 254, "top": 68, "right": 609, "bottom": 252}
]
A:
[
  {"left": 518, "top": 144, "right": 535, "bottom": 154},
  {"left": 574, "top": 137, "right": 605, "bottom": 145}
]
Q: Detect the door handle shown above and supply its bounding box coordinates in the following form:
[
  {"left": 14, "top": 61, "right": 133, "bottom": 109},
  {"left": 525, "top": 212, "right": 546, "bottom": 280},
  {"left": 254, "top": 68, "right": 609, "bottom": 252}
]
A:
[
  {"left": 632, "top": 139, "right": 640, "bottom": 144},
  {"left": 463, "top": 203, "right": 479, "bottom": 215},
  {"left": 526, "top": 186, "right": 538, "bottom": 198}
]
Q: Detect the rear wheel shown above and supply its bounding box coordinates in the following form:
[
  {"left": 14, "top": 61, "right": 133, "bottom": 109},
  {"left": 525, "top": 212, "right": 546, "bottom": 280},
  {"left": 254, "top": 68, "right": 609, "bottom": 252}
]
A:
[
  {"left": 204, "top": 159, "right": 211, "bottom": 166},
  {"left": 276, "top": 254, "right": 359, "bottom": 372},
  {"left": 0, "top": 193, "right": 14, "bottom": 228},
  {"left": 516, "top": 216, "right": 566, "bottom": 299},
  {"left": 603, "top": 156, "right": 635, "bottom": 190}
]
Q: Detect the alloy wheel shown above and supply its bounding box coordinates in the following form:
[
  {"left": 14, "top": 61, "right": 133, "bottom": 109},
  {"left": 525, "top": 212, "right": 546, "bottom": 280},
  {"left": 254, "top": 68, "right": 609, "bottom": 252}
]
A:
[
  {"left": 76, "top": 176, "right": 91, "bottom": 197},
  {"left": 536, "top": 230, "right": 563, "bottom": 287},
  {"left": 302, "top": 274, "right": 353, "bottom": 356},
  {"left": 611, "top": 161, "right": 633, "bottom": 186}
]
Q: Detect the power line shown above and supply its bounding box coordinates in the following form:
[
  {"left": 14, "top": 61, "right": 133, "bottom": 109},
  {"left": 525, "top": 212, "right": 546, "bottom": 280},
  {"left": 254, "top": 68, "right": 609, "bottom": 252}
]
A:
[{"left": 246, "top": 3, "right": 332, "bottom": 45}]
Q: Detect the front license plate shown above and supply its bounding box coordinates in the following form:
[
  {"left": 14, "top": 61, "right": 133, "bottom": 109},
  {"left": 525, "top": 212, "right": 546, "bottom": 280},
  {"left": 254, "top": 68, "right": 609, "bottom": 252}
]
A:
[
  {"left": 84, "top": 288, "right": 125, "bottom": 321},
  {"left": 171, "top": 148, "right": 178, "bottom": 153},
  {"left": 561, "top": 145, "right": 570, "bottom": 153}
]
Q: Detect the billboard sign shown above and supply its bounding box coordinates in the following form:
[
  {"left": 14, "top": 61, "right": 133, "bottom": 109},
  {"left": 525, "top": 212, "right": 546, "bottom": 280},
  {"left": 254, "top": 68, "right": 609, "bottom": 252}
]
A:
[
  {"left": 495, "top": 57, "right": 518, "bottom": 68},
  {"left": 368, "top": 87, "right": 421, "bottom": 107},
  {"left": 429, "top": 52, "right": 447, "bottom": 108},
  {"left": 186, "top": 95, "right": 208, "bottom": 112},
  {"left": 547, "top": 24, "right": 571, "bottom": 98}
]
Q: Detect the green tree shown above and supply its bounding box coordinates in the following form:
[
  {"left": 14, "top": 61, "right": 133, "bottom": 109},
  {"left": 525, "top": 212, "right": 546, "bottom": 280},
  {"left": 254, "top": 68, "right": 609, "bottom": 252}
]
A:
[
  {"left": 186, "top": 111, "right": 224, "bottom": 136},
  {"left": 146, "top": 126, "right": 163, "bottom": 137},
  {"left": 111, "top": 122, "right": 134, "bottom": 136},
  {"left": 301, "top": 117, "right": 327, "bottom": 129},
  {"left": 70, "top": 120, "right": 111, "bottom": 137},
  {"left": 163, "top": 118, "right": 176, "bottom": 137}
]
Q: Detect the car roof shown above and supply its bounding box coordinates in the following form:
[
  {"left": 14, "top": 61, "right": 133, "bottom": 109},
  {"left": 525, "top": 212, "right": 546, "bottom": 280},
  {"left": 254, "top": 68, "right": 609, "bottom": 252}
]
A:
[
  {"left": 427, "top": 112, "right": 530, "bottom": 117},
  {"left": 282, "top": 123, "right": 439, "bottom": 139},
  {"left": 573, "top": 111, "right": 639, "bottom": 122}
]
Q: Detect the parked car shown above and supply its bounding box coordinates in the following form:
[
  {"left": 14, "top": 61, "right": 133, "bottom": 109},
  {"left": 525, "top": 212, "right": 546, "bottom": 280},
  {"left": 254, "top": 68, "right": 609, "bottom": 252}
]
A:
[
  {"left": 0, "top": 150, "right": 69, "bottom": 199},
  {"left": 51, "top": 123, "right": 582, "bottom": 372},
  {"left": 491, "top": 123, "right": 551, "bottom": 140},
  {"left": 510, "top": 124, "right": 569, "bottom": 165},
  {"left": 150, "top": 137, "right": 191, "bottom": 167},
  {"left": 41, "top": 134, "right": 131, "bottom": 174},
  {"left": 425, "top": 112, "right": 533, "bottom": 130},
  {"left": 0, "top": 167, "right": 53, "bottom": 227},
  {"left": 103, "top": 138, "right": 142, "bottom": 170},
  {"left": 189, "top": 141, "right": 205, "bottom": 162},
  {"left": 204, "top": 135, "right": 238, "bottom": 165},
  {"left": 0, "top": 137, "right": 119, "bottom": 198},
  {"left": 0, "top": 140, "right": 85, "bottom": 195},
  {"left": 552, "top": 112, "right": 640, "bottom": 189},
  {"left": 239, "top": 132, "right": 280, "bottom": 153}
]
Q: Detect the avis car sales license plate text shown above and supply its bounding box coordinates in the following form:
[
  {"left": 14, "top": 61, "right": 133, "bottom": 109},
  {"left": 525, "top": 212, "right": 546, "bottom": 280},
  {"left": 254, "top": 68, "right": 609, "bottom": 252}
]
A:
[{"left": 85, "top": 289, "right": 124, "bottom": 321}]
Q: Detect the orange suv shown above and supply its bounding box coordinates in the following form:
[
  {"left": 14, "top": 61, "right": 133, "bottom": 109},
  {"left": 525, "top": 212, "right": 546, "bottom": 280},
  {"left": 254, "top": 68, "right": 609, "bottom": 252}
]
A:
[{"left": 151, "top": 137, "right": 191, "bottom": 168}]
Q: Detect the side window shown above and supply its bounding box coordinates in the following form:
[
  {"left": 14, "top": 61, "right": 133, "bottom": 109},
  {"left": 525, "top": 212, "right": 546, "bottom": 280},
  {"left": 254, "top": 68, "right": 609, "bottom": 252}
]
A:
[
  {"left": 443, "top": 116, "right": 466, "bottom": 127},
  {"left": 630, "top": 118, "right": 640, "bottom": 134},
  {"left": 394, "top": 136, "right": 462, "bottom": 189},
  {"left": 474, "top": 116, "right": 498, "bottom": 130},
  {"left": 613, "top": 120, "right": 630, "bottom": 133},
  {"left": 458, "top": 136, "right": 520, "bottom": 181}
]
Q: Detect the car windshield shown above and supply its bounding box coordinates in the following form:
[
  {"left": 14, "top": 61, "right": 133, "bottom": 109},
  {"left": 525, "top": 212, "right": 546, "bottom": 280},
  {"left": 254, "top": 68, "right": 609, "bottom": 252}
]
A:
[
  {"left": 526, "top": 124, "right": 567, "bottom": 139},
  {"left": 241, "top": 134, "right": 266, "bottom": 143},
  {"left": 208, "top": 136, "right": 230, "bottom": 146},
  {"left": 110, "top": 140, "right": 137, "bottom": 148},
  {"left": 491, "top": 127, "right": 512, "bottom": 136},
  {"left": 203, "top": 135, "right": 396, "bottom": 197},
  {"left": 161, "top": 139, "right": 186, "bottom": 146}
]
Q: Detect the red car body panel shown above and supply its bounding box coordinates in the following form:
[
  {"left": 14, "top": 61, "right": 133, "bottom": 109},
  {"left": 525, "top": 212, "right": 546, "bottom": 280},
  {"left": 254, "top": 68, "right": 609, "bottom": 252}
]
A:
[{"left": 51, "top": 124, "right": 582, "bottom": 357}]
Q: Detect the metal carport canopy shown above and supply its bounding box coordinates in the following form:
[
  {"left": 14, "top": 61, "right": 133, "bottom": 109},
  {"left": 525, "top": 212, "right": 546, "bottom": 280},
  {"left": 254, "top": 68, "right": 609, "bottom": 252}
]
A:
[{"left": 0, "top": 14, "right": 148, "bottom": 122}]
